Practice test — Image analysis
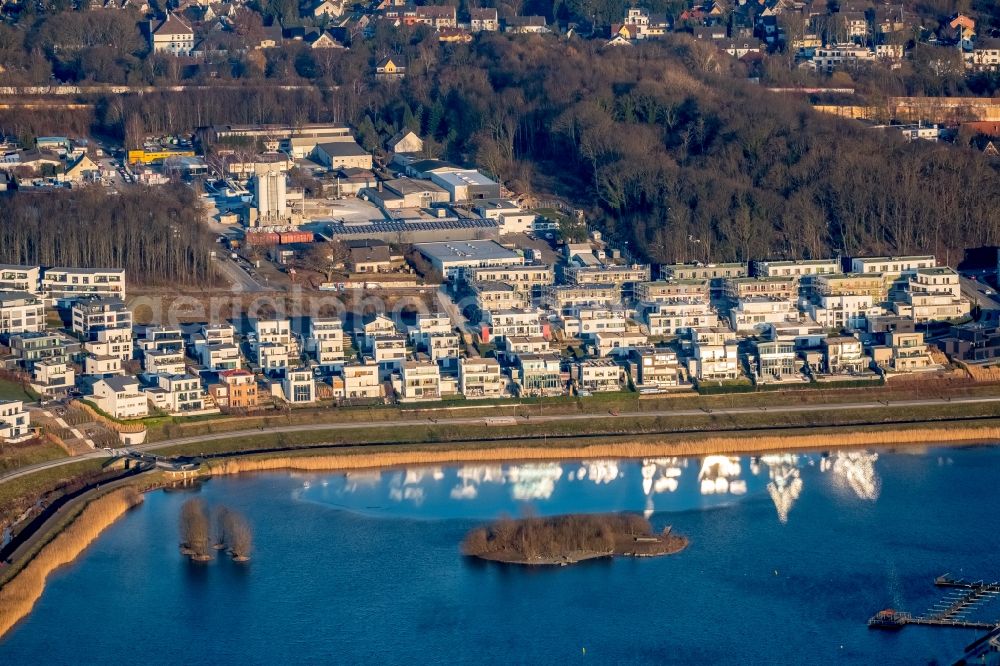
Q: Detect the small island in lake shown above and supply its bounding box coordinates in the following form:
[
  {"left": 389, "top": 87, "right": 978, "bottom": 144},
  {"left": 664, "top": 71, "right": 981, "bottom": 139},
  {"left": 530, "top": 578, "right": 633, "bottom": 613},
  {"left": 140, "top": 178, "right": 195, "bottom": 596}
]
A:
[{"left": 461, "top": 513, "right": 688, "bottom": 566}]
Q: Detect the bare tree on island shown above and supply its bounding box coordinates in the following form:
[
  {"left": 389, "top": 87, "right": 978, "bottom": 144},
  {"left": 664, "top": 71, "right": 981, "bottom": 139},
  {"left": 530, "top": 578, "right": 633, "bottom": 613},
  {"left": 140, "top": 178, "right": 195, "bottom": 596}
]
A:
[
  {"left": 212, "top": 505, "right": 232, "bottom": 551},
  {"left": 224, "top": 511, "right": 254, "bottom": 562},
  {"left": 179, "top": 499, "right": 212, "bottom": 561}
]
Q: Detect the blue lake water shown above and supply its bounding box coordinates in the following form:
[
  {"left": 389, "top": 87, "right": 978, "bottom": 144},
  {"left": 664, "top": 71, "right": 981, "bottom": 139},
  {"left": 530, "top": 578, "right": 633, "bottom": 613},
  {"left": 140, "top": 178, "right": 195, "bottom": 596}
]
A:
[{"left": 3, "top": 445, "right": 1000, "bottom": 664}]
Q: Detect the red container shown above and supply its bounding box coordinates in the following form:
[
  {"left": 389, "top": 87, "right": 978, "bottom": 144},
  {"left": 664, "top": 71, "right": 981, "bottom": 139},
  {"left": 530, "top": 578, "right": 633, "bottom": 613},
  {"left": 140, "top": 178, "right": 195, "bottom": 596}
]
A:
[
  {"left": 245, "top": 232, "right": 280, "bottom": 246},
  {"left": 278, "top": 231, "right": 315, "bottom": 244}
]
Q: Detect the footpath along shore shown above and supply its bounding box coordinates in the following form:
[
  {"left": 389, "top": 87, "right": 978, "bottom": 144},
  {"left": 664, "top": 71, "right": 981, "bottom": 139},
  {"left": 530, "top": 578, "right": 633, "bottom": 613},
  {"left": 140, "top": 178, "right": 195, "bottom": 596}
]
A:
[{"left": 4, "top": 392, "right": 1000, "bottom": 485}]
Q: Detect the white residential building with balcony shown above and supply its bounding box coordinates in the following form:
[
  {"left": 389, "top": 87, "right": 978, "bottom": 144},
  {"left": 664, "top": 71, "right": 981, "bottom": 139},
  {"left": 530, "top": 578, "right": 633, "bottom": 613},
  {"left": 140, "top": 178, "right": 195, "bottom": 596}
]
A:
[
  {"left": 89, "top": 376, "right": 149, "bottom": 419},
  {"left": 0, "top": 265, "right": 40, "bottom": 293},
  {"left": 281, "top": 368, "right": 317, "bottom": 404},
  {"left": 42, "top": 267, "right": 125, "bottom": 300},
  {"left": 575, "top": 359, "right": 623, "bottom": 393},
  {"left": 400, "top": 361, "right": 441, "bottom": 402},
  {"left": 0, "top": 292, "right": 45, "bottom": 336},
  {"left": 0, "top": 400, "right": 31, "bottom": 442},
  {"left": 459, "top": 358, "right": 504, "bottom": 398},
  {"left": 729, "top": 298, "right": 799, "bottom": 333},
  {"left": 307, "top": 318, "right": 345, "bottom": 366},
  {"left": 642, "top": 299, "right": 718, "bottom": 336}
]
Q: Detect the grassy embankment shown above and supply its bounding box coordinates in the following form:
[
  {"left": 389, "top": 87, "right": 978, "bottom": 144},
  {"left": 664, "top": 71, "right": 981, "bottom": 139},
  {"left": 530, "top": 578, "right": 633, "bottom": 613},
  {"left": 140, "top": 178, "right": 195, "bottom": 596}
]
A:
[
  {"left": 202, "top": 419, "right": 1000, "bottom": 478},
  {"left": 143, "top": 379, "right": 1000, "bottom": 444},
  {"left": 0, "top": 460, "right": 108, "bottom": 535},
  {"left": 153, "top": 397, "right": 1000, "bottom": 460},
  {"left": 0, "top": 439, "right": 67, "bottom": 474},
  {"left": 0, "top": 378, "right": 35, "bottom": 402}
]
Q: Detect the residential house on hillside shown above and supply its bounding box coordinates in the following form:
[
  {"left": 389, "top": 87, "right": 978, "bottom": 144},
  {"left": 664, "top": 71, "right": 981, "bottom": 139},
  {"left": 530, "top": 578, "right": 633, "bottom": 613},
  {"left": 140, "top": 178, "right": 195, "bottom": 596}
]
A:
[
  {"left": 312, "top": 0, "right": 345, "bottom": 18},
  {"left": 375, "top": 56, "right": 406, "bottom": 80},
  {"left": 505, "top": 16, "right": 548, "bottom": 33},
  {"left": 150, "top": 14, "right": 194, "bottom": 56},
  {"left": 387, "top": 130, "right": 423, "bottom": 154},
  {"left": 470, "top": 7, "right": 499, "bottom": 32},
  {"left": 0, "top": 400, "right": 31, "bottom": 443},
  {"left": 88, "top": 376, "right": 149, "bottom": 419}
]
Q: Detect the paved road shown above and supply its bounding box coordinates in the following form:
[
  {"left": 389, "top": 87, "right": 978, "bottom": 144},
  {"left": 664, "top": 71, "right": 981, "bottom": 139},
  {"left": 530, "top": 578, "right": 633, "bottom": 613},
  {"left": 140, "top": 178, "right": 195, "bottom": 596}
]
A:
[
  {"left": 960, "top": 276, "right": 1000, "bottom": 311},
  {"left": 213, "top": 256, "right": 271, "bottom": 293},
  {"left": 4, "top": 393, "right": 999, "bottom": 487}
]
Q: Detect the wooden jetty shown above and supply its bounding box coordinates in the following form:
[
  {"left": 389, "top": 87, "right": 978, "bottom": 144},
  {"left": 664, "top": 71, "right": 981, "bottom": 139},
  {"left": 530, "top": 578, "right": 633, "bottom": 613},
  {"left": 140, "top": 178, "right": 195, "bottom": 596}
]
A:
[{"left": 868, "top": 574, "right": 1000, "bottom": 632}]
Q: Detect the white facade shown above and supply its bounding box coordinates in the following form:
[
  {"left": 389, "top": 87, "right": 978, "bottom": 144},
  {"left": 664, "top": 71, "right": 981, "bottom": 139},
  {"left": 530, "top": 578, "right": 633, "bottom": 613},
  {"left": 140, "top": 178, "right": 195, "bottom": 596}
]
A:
[
  {"left": 851, "top": 255, "right": 936, "bottom": 276},
  {"left": 642, "top": 300, "right": 717, "bottom": 336},
  {"left": 0, "top": 400, "right": 31, "bottom": 442},
  {"left": 90, "top": 377, "right": 149, "bottom": 419},
  {"left": 307, "top": 318, "right": 345, "bottom": 366},
  {"left": 400, "top": 361, "right": 441, "bottom": 402},
  {"left": 340, "top": 364, "right": 381, "bottom": 399},
  {"left": 730, "top": 298, "right": 799, "bottom": 333},
  {"left": 807, "top": 294, "right": 881, "bottom": 330},
  {"left": 282, "top": 369, "right": 317, "bottom": 404},
  {"left": 575, "top": 359, "right": 623, "bottom": 393},
  {"left": 484, "top": 309, "right": 545, "bottom": 341},
  {"left": 0, "top": 265, "right": 40, "bottom": 293},
  {"left": 31, "top": 360, "right": 74, "bottom": 396},
  {"left": 146, "top": 374, "right": 211, "bottom": 414},
  {"left": 0, "top": 292, "right": 45, "bottom": 335},
  {"left": 459, "top": 358, "right": 504, "bottom": 398},
  {"left": 42, "top": 267, "right": 125, "bottom": 300}
]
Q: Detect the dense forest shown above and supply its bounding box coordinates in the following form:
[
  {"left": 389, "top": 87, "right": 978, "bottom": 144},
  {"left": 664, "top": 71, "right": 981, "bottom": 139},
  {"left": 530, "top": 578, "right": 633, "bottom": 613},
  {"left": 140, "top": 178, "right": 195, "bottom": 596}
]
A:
[
  {"left": 0, "top": 184, "right": 216, "bottom": 286},
  {"left": 2, "top": 33, "right": 999, "bottom": 267}
]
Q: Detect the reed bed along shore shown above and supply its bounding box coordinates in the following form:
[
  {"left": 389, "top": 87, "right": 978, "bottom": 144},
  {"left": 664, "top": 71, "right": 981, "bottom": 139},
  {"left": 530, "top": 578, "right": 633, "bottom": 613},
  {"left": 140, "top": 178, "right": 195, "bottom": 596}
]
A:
[
  {"left": 0, "top": 487, "right": 143, "bottom": 639},
  {"left": 208, "top": 424, "right": 1000, "bottom": 476}
]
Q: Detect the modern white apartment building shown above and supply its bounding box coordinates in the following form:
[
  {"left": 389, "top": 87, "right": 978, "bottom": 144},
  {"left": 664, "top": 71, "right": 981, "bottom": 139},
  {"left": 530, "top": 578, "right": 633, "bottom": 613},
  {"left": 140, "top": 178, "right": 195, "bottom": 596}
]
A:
[
  {"left": 42, "top": 267, "right": 125, "bottom": 300},
  {"left": 514, "top": 353, "right": 563, "bottom": 397},
  {"left": 458, "top": 357, "right": 504, "bottom": 398},
  {"left": 400, "top": 361, "right": 441, "bottom": 402},
  {"left": 307, "top": 318, "right": 345, "bottom": 366},
  {"left": 282, "top": 368, "right": 317, "bottom": 404},
  {"left": 338, "top": 363, "right": 382, "bottom": 400},
  {"left": 575, "top": 359, "right": 623, "bottom": 393},
  {"left": 0, "top": 292, "right": 45, "bottom": 336},
  {"left": 0, "top": 400, "right": 31, "bottom": 442},
  {"left": 850, "top": 255, "right": 936, "bottom": 276},
  {"left": 564, "top": 305, "right": 629, "bottom": 339},
  {"left": 89, "top": 376, "right": 149, "bottom": 419},
  {"left": 0, "top": 265, "right": 40, "bottom": 294},
  {"left": 143, "top": 348, "right": 186, "bottom": 375},
  {"left": 627, "top": 347, "right": 684, "bottom": 390},
  {"left": 642, "top": 299, "right": 718, "bottom": 336},
  {"left": 483, "top": 308, "right": 545, "bottom": 341},
  {"left": 729, "top": 298, "right": 800, "bottom": 333},
  {"left": 145, "top": 374, "right": 211, "bottom": 414},
  {"left": 690, "top": 327, "right": 741, "bottom": 381},
  {"left": 806, "top": 294, "right": 882, "bottom": 330},
  {"left": 30, "top": 359, "right": 75, "bottom": 396},
  {"left": 71, "top": 297, "right": 132, "bottom": 339},
  {"left": 465, "top": 263, "right": 553, "bottom": 295},
  {"left": 593, "top": 331, "right": 649, "bottom": 357}
]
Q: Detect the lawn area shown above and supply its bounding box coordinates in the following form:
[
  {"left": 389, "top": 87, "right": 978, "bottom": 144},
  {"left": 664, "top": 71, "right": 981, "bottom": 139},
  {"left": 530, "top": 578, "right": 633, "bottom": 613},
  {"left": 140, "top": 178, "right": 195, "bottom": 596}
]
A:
[
  {"left": 0, "top": 439, "right": 67, "bottom": 474},
  {"left": 0, "top": 379, "right": 33, "bottom": 402},
  {"left": 0, "top": 459, "right": 107, "bottom": 534}
]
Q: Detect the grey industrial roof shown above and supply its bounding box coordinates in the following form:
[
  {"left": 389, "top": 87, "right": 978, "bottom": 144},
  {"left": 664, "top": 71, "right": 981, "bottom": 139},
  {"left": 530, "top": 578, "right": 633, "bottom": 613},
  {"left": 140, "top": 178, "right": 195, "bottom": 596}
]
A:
[
  {"left": 415, "top": 240, "right": 520, "bottom": 263},
  {"left": 316, "top": 141, "right": 369, "bottom": 158},
  {"left": 327, "top": 218, "right": 498, "bottom": 237}
]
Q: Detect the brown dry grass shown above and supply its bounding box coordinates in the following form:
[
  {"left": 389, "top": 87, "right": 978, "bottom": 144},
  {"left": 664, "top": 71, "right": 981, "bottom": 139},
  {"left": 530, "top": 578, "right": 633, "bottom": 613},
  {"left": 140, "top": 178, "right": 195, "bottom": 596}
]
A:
[
  {"left": 0, "top": 488, "right": 143, "bottom": 638},
  {"left": 208, "top": 424, "right": 1000, "bottom": 476}
]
